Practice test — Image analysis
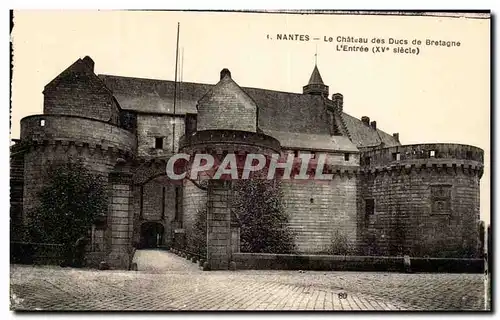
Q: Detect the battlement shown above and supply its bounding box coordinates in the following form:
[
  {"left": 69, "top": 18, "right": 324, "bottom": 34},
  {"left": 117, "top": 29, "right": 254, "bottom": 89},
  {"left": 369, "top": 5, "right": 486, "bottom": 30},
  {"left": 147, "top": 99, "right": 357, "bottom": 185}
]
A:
[
  {"left": 21, "top": 114, "right": 137, "bottom": 154},
  {"left": 360, "top": 143, "right": 484, "bottom": 176}
]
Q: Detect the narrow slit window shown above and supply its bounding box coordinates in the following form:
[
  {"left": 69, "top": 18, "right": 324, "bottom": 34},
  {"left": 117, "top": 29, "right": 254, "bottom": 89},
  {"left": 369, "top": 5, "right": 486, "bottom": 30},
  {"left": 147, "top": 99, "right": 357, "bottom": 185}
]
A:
[
  {"left": 155, "top": 137, "right": 164, "bottom": 149},
  {"left": 344, "top": 153, "right": 350, "bottom": 161},
  {"left": 365, "top": 199, "right": 375, "bottom": 216}
]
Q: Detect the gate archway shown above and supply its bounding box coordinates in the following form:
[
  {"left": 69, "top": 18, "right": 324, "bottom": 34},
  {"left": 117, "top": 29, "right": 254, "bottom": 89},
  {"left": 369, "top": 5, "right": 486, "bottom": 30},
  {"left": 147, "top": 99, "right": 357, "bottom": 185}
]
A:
[{"left": 140, "top": 222, "right": 165, "bottom": 249}]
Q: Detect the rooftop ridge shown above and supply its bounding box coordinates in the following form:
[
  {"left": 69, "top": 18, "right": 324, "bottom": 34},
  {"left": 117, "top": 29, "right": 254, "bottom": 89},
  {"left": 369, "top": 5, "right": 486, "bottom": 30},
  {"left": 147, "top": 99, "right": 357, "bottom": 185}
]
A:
[{"left": 98, "top": 73, "right": 316, "bottom": 97}]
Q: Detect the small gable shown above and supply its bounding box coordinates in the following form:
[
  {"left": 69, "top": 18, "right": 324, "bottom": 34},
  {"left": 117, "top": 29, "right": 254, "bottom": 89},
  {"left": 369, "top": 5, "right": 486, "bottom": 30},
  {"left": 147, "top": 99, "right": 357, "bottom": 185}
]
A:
[
  {"left": 197, "top": 69, "right": 258, "bottom": 132},
  {"left": 43, "top": 56, "right": 120, "bottom": 124}
]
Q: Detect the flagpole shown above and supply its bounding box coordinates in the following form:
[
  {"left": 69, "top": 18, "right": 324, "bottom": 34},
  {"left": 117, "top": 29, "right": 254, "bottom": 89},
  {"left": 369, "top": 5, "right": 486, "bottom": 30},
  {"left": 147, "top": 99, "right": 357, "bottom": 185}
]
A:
[
  {"left": 172, "top": 22, "right": 180, "bottom": 153},
  {"left": 315, "top": 43, "right": 318, "bottom": 65}
]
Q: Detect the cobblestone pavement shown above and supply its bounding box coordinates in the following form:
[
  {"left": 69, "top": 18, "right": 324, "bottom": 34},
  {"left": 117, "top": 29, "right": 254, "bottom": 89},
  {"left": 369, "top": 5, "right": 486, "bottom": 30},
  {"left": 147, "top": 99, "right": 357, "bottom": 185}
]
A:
[{"left": 10, "top": 250, "right": 487, "bottom": 311}]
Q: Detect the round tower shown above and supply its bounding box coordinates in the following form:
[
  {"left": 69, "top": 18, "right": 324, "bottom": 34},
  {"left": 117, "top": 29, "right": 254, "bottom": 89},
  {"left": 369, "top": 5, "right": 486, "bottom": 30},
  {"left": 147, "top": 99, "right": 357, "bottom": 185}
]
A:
[
  {"left": 359, "top": 143, "right": 484, "bottom": 258},
  {"left": 179, "top": 69, "right": 281, "bottom": 270},
  {"left": 19, "top": 114, "right": 137, "bottom": 266}
]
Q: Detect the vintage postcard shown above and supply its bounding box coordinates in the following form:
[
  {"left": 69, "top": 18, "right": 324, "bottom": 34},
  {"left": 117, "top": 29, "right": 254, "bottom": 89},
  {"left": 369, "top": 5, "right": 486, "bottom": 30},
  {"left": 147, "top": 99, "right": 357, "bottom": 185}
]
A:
[{"left": 9, "top": 10, "right": 490, "bottom": 311}]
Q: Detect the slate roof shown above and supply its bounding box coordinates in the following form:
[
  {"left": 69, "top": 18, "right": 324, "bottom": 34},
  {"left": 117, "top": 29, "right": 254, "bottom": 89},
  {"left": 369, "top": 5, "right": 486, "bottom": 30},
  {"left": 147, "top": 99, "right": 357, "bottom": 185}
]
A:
[
  {"left": 98, "top": 74, "right": 400, "bottom": 150},
  {"left": 45, "top": 58, "right": 111, "bottom": 95},
  {"left": 342, "top": 113, "right": 399, "bottom": 148},
  {"left": 198, "top": 73, "right": 257, "bottom": 110},
  {"left": 262, "top": 130, "right": 359, "bottom": 152},
  {"left": 307, "top": 65, "right": 324, "bottom": 85}
]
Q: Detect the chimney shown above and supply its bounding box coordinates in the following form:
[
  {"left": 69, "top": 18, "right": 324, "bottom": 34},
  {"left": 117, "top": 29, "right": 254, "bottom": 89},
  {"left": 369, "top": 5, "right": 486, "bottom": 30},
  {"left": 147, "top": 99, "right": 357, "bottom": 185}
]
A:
[
  {"left": 82, "top": 56, "right": 95, "bottom": 72},
  {"left": 370, "top": 121, "right": 377, "bottom": 130},
  {"left": 332, "top": 93, "right": 343, "bottom": 112},
  {"left": 361, "top": 116, "right": 370, "bottom": 126},
  {"left": 220, "top": 68, "right": 231, "bottom": 80},
  {"left": 393, "top": 133, "right": 400, "bottom": 142}
]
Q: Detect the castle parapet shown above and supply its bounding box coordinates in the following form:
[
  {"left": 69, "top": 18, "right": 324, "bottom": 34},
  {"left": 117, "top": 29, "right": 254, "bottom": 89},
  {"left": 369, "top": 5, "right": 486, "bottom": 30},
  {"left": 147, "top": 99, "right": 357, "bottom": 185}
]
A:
[
  {"left": 21, "top": 114, "right": 137, "bottom": 154},
  {"left": 360, "top": 143, "right": 484, "bottom": 175}
]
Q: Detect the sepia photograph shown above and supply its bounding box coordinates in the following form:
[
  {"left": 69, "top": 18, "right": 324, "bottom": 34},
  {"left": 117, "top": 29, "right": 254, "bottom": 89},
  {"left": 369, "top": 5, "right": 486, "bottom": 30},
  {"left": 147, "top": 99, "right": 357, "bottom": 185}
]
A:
[{"left": 9, "top": 10, "right": 491, "bottom": 311}]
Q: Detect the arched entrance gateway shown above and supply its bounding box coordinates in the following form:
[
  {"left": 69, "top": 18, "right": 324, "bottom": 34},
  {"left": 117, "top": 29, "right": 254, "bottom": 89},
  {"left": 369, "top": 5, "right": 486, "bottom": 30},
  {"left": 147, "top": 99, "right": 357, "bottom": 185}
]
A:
[
  {"left": 131, "top": 165, "right": 185, "bottom": 251},
  {"left": 140, "top": 222, "right": 165, "bottom": 248}
]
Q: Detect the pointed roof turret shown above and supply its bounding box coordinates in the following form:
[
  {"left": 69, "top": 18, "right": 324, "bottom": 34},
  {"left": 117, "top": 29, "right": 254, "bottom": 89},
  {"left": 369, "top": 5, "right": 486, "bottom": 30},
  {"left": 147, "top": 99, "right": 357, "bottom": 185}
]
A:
[
  {"left": 303, "top": 64, "right": 329, "bottom": 97},
  {"left": 308, "top": 65, "right": 324, "bottom": 85}
]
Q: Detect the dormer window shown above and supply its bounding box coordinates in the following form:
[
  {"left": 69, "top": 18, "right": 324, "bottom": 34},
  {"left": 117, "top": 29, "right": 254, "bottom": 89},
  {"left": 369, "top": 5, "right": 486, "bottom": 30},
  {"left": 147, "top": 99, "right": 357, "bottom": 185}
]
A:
[{"left": 155, "top": 137, "right": 164, "bottom": 149}]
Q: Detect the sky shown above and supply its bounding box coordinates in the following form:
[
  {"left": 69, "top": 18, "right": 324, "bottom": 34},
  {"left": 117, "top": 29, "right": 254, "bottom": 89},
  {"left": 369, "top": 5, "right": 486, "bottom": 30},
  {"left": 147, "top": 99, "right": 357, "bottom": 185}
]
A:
[{"left": 10, "top": 10, "right": 490, "bottom": 223}]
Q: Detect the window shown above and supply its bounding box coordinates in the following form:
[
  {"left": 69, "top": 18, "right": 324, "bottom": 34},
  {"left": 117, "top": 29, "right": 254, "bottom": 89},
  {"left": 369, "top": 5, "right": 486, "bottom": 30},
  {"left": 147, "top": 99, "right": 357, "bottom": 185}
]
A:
[
  {"left": 431, "top": 184, "right": 452, "bottom": 215},
  {"left": 365, "top": 199, "right": 375, "bottom": 216},
  {"left": 466, "top": 151, "right": 473, "bottom": 160},
  {"left": 155, "top": 137, "right": 164, "bottom": 149},
  {"left": 40, "top": 119, "right": 45, "bottom": 126},
  {"left": 429, "top": 150, "right": 436, "bottom": 157},
  {"left": 344, "top": 153, "right": 350, "bottom": 161},
  {"left": 364, "top": 157, "right": 371, "bottom": 166},
  {"left": 185, "top": 114, "right": 197, "bottom": 136},
  {"left": 392, "top": 152, "right": 401, "bottom": 161}
]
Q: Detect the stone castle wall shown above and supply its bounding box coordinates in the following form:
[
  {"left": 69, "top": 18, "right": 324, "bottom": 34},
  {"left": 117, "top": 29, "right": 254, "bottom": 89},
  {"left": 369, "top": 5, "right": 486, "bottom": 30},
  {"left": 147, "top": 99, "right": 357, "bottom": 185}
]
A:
[
  {"left": 358, "top": 143, "right": 483, "bottom": 258},
  {"left": 282, "top": 176, "right": 358, "bottom": 253},
  {"left": 136, "top": 114, "right": 185, "bottom": 157},
  {"left": 19, "top": 114, "right": 137, "bottom": 268}
]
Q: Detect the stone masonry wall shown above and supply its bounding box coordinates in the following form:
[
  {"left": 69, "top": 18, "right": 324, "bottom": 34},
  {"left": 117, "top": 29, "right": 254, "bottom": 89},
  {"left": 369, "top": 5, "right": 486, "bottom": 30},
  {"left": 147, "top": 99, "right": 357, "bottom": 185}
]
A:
[
  {"left": 196, "top": 77, "right": 257, "bottom": 133},
  {"left": 182, "top": 179, "right": 208, "bottom": 244},
  {"left": 22, "top": 143, "right": 116, "bottom": 218},
  {"left": 10, "top": 144, "right": 25, "bottom": 241},
  {"left": 359, "top": 144, "right": 483, "bottom": 258},
  {"left": 281, "top": 176, "right": 358, "bottom": 253},
  {"left": 20, "top": 113, "right": 136, "bottom": 268},
  {"left": 359, "top": 168, "right": 481, "bottom": 258},
  {"left": 108, "top": 172, "right": 133, "bottom": 269},
  {"left": 21, "top": 115, "right": 136, "bottom": 154},
  {"left": 197, "top": 98, "right": 257, "bottom": 132},
  {"left": 137, "top": 176, "right": 179, "bottom": 247},
  {"left": 136, "top": 115, "right": 185, "bottom": 158},
  {"left": 206, "top": 180, "right": 232, "bottom": 270},
  {"left": 43, "top": 59, "right": 121, "bottom": 125}
]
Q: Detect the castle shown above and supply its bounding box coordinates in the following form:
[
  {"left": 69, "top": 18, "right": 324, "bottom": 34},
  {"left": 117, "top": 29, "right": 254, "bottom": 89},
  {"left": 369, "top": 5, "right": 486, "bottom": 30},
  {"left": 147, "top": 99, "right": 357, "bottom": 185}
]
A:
[{"left": 10, "top": 56, "right": 484, "bottom": 269}]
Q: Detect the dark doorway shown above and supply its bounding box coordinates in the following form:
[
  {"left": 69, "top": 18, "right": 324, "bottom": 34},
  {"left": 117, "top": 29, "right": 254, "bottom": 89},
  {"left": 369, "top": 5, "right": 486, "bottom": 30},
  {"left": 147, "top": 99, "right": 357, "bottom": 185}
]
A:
[{"left": 140, "top": 222, "right": 165, "bottom": 249}]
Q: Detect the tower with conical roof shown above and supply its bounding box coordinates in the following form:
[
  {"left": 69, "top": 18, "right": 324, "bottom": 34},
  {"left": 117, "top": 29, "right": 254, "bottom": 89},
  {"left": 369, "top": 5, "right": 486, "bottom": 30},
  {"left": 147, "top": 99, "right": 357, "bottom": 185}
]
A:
[{"left": 303, "top": 64, "right": 329, "bottom": 97}]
